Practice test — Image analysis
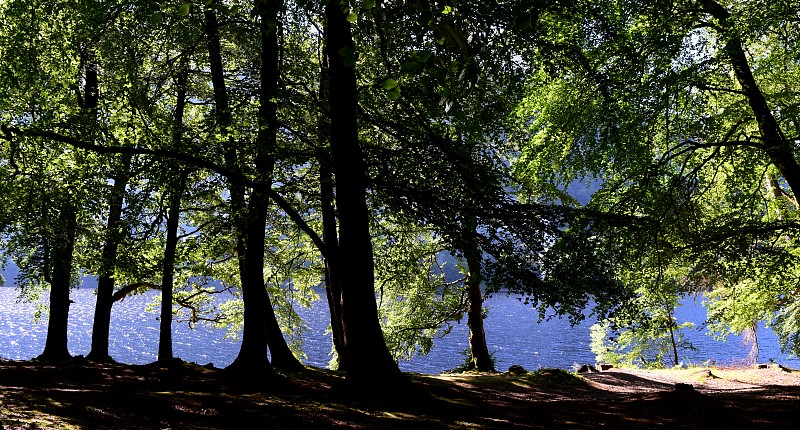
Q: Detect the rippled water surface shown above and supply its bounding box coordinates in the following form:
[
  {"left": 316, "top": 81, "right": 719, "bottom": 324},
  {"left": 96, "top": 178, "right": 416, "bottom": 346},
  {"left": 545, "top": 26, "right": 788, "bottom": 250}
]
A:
[{"left": 1, "top": 287, "right": 798, "bottom": 373}]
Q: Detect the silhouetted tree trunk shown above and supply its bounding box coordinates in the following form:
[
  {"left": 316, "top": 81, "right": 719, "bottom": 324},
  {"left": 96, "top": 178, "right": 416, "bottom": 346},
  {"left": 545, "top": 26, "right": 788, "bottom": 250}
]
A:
[
  {"left": 320, "top": 154, "right": 347, "bottom": 370},
  {"left": 158, "top": 170, "right": 188, "bottom": 363},
  {"left": 204, "top": 6, "right": 270, "bottom": 376},
  {"left": 465, "top": 240, "right": 494, "bottom": 372},
  {"left": 317, "top": 25, "right": 347, "bottom": 370},
  {"left": 256, "top": 0, "right": 303, "bottom": 371},
  {"left": 157, "top": 61, "right": 190, "bottom": 364},
  {"left": 40, "top": 58, "right": 98, "bottom": 362},
  {"left": 39, "top": 203, "right": 77, "bottom": 362},
  {"left": 208, "top": 3, "right": 295, "bottom": 376},
  {"left": 665, "top": 302, "right": 679, "bottom": 367},
  {"left": 88, "top": 154, "right": 131, "bottom": 362},
  {"left": 325, "top": 1, "right": 408, "bottom": 391}
]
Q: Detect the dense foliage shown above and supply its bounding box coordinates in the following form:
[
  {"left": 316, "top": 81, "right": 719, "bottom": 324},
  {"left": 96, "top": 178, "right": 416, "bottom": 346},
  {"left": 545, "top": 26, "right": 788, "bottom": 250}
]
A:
[{"left": 0, "top": 0, "right": 797, "bottom": 386}]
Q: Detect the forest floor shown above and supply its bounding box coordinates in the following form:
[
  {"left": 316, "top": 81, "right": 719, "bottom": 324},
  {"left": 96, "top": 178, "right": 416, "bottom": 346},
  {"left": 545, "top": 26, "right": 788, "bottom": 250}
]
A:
[{"left": 1, "top": 359, "right": 799, "bottom": 429}]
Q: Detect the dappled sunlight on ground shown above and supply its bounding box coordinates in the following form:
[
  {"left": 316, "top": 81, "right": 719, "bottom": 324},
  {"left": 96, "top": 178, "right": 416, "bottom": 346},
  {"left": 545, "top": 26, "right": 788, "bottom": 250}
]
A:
[{"left": 1, "top": 360, "right": 799, "bottom": 428}]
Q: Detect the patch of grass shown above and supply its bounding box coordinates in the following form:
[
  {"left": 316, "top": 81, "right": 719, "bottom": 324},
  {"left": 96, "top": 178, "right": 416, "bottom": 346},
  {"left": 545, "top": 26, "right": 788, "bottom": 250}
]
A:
[{"left": 531, "top": 368, "right": 585, "bottom": 386}]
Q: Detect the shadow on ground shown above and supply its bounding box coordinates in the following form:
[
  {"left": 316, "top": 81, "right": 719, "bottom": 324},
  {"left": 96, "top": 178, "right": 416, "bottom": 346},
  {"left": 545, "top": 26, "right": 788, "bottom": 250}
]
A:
[{"left": 1, "top": 360, "right": 799, "bottom": 429}]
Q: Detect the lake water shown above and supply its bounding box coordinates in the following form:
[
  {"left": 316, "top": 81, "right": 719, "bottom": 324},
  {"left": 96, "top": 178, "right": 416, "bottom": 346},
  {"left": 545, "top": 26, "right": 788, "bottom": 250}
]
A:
[{"left": 1, "top": 286, "right": 798, "bottom": 372}]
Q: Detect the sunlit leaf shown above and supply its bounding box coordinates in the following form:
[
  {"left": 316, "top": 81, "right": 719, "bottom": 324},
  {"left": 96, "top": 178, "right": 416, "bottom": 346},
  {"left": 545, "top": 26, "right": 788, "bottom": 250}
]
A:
[
  {"left": 380, "top": 78, "right": 399, "bottom": 90},
  {"left": 386, "top": 87, "right": 401, "bottom": 101},
  {"left": 179, "top": 3, "right": 190, "bottom": 16}
]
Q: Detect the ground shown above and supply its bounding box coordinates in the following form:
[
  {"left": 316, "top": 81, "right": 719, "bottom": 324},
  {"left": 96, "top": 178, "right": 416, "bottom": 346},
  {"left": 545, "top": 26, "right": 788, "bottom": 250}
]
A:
[{"left": 1, "top": 359, "right": 799, "bottom": 429}]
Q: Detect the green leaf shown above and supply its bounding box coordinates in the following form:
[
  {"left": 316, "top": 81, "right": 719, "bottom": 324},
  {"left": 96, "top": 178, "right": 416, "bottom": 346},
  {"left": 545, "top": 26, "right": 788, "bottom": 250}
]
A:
[
  {"left": 386, "top": 87, "right": 401, "bottom": 101},
  {"left": 179, "top": 3, "right": 191, "bottom": 16},
  {"left": 380, "top": 78, "right": 399, "bottom": 90},
  {"left": 442, "top": 5, "right": 452, "bottom": 14},
  {"left": 149, "top": 11, "right": 163, "bottom": 24},
  {"left": 347, "top": 12, "right": 358, "bottom": 22},
  {"left": 364, "top": 0, "right": 376, "bottom": 9}
]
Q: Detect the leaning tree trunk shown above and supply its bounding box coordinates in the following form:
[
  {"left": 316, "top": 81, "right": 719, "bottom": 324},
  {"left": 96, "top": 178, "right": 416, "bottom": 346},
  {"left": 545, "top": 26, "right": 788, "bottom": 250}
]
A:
[
  {"left": 325, "top": 0, "right": 408, "bottom": 392},
  {"left": 464, "top": 241, "right": 494, "bottom": 372},
  {"left": 39, "top": 203, "right": 77, "bottom": 362},
  {"left": 87, "top": 154, "right": 131, "bottom": 362},
  {"left": 700, "top": 0, "right": 800, "bottom": 198}
]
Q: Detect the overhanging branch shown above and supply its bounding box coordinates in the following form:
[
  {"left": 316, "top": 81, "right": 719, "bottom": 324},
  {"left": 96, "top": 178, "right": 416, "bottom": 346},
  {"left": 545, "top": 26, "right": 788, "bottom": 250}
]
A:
[{"left": 1, "top": 125, "right": 328, "bottom": 258}]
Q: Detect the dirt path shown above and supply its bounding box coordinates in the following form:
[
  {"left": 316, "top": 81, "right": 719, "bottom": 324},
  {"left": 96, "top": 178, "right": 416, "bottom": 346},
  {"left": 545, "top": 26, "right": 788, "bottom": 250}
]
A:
[
  {"left": 585, "top": 365, "right": 800, "bottom": 393},
  {"left": 1, "top": 360, "right": 799, "bottom": 429}
]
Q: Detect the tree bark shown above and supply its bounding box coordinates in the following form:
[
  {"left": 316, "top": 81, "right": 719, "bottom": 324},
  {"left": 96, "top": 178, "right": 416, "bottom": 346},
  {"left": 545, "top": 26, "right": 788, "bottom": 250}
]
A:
[
  {"left": 157, "top": 61, "right": 189, "bottom": 364},
  {"left": 87, "top": 155, "right": 131, "bottom": 362},
  {"left": 465, "top": 242, "right": 494, "bottom": 372},
  {"left": 256, "top": 0, "right": 303, "bottom": 371},
  {"left": 325, "top": 1, "right": 408, "bottom": 391},
  {"left": 158, "top": 170, "right": 188, "bottom": 363},
  {"left": 39, "top": 203, "right": 77, "bottom": 362},
  {"left": 40, "top": 57, "right": 97, "bottom": 362},
  {"left": 204, "top": 7, "right": 272, "bottom": 376},
  {"left": 317, "top": 28, "right": 347, "bottom": 370},
  {"left": 320, "top": 154, "right": 348, "bottom": 370}
]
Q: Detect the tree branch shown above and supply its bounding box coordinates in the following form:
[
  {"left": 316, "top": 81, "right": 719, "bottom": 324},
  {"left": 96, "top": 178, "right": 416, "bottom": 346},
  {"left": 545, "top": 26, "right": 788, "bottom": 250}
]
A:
[
  {"left": 112, "top": 282, "right": 160, "bottom": 303},
  {"left": 0, "top": 125, "right": 328, "bottom": 259}
]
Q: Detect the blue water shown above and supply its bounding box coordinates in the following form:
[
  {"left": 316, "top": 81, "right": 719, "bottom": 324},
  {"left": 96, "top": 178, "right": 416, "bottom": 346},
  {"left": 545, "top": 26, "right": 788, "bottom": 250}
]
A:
[{"left": 1, "top": 286, "right": 798, "bottom": 373}]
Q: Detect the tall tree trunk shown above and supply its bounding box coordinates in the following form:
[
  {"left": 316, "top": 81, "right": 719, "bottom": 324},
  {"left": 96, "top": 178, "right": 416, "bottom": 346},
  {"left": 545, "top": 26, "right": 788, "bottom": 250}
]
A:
[
  {"left": 40, "top": 58, "right": 98, "bottom": 362},
  {"left": 158, "top": 170, "right": 188, "bottom": 363},
  {"left": 325, "top": 1, "right": 407, "bottom": 391},
  {"left": 255, "top": 0, "right": 303, "bottom": 371},
  {"left": 157, "top": 61, "right": 189, "bottom": 364},
  {"left": 87, "top": 155, "right": 131, "bottom": 362},
  {"left": 231, "top": 189, "right": 272, "bottom": 372},
  {"left": 206, "top": 4, "right": 286, "bottom": 376},
  {"left": 464, "top": 241, "right": 494, "bottom": 372},
  {"left": 205, "top": 6, "right": 267, "bottom": 373},
  {"left": 700, "top": 0, "right": 800, "bottom": 198},
  {"left": 203, "top": 7, "right": 246, "bottom": 269},
  {"left": 320, "top": 154, "right": 347, "bottom": 370},
  {"left": 317, "top": 24, "right": 347, "bottom": 370},
  {"left": 39, "top": 203, "right": 77, "bottom": 362}
]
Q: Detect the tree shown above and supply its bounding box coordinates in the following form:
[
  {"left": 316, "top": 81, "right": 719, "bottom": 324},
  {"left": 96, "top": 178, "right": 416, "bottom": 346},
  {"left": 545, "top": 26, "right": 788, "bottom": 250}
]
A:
[
  {"left": 0, "top": 0, "right": 117, "bottom": 363},
  {"left": 511, "top": 0, "right": 800, "bottom": 360},
  {"left": 323, "top": 0, "right": 410, "bottom": 391}
]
